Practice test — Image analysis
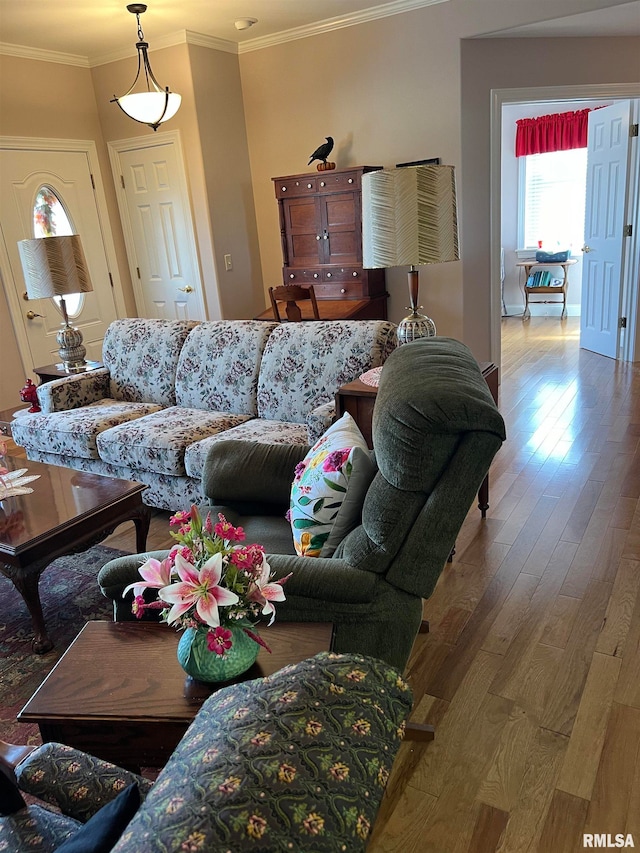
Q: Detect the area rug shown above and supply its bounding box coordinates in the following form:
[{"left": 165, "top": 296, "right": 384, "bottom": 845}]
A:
[{"left": 0, "top": 545, "right": 128, "bottom": 747}]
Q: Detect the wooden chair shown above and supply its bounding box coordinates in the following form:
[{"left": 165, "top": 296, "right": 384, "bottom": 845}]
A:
[{"left": 269, "top": 284, "right": 320, "bottom": 322}]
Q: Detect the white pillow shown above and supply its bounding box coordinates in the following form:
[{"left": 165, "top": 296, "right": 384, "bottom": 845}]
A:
[{"left": 289, "top": 413, "right": 374, "bottom": 557}]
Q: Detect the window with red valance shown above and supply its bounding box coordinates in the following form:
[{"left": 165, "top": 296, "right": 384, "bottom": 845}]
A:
[{"left": 515, "top": 108, "right": 594, "bottom": 157}]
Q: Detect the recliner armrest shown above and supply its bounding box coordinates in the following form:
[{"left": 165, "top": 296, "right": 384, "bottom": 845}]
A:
[
  {"left": 99, "top": 550, "right": 377, "bottom": 608},
  {"left": 266, "top": 554, "right": 377, "bottom": 604}
]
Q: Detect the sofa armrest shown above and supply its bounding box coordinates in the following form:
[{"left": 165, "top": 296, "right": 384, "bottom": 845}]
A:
[
  {"left": 306, "top": 400, "right": 335, "bottom": 443},
  {"left": 37, "top": 368, "right": 110, "bottom": 413},
  {"left": 15, "top": 742, "right": 152, "bottom": 823},
  {"left": 112, "top": 652, "right": 411, "bottom": 853},
  {"left": 202, "top": 440, "right": 309, "bottom": 508}
]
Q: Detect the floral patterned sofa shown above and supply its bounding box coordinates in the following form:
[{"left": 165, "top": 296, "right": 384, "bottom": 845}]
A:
[
  {"left": 2, "top": 652, "right": 412, "bottom": 853},
  {"left": 12, "top": 318, "right": 396, "bottom": 510}
]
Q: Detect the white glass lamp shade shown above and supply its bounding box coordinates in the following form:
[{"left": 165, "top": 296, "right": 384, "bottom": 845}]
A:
[
  {"left": 17, "top": 235, "right": 93, "bottom": 299},
  {"left": 116, "top": 91, "right": 181, "bottom": 126},
  {"left": 362, "top": 165, "right": 459, "bottom": 269}
]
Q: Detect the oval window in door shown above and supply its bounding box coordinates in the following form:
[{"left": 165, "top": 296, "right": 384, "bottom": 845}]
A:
[{"left": 32, "top": 185, "right": 83, "bottom": 318}]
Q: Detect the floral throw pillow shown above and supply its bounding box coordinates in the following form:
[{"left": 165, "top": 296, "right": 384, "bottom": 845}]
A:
[{"left": 289, "top": 413, "right": 374, "bottom": 557}]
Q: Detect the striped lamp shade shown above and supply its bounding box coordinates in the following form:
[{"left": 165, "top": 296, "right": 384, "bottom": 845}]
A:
[
  {"left": 362, "top": 165, "right": 459, "bottom": 268},
  {"left": 17, "top": 235, "right": 93, "bottom": 299}
]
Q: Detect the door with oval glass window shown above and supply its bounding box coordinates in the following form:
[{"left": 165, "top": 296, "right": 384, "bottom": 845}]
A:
[{"left": 0, "top": 149, "right": 118, "bottom": 370}]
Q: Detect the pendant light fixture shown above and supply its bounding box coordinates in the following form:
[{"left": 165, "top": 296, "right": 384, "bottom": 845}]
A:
[{"left": 111, "top": 4, "right": 181, "bottom": 131}]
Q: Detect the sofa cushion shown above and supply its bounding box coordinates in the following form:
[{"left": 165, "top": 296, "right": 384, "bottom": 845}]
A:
[
  {"left": 112, "top": 652, "right": 412, "bottom": 853},
  {"left": 11, "top": 400, "right": 163, "bottom": 460},
  {"left": 102, "top": 319, "right": 197, "bottom": 407},
  {"left": 290, "top": 414, "right": 372, "bottom": 557},
  {"left": 175, "top": 320, "right": 277, "bottom": 414},
  {"left": 97, "top": 407, "right": 253, "bottom": 476},
  {"left": 256, "top": 320, "right": 397, "bottom": 424},
  {"left": 185, "top": 420, "right": 309, "bottom": 478}
]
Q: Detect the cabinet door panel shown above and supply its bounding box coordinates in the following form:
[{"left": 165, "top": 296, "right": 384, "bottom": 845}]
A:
[
  {"left": 283, "top": 198, "right": 322, "bottom": 266},
  {"left": 321, "top": 194, "right": 360, "bottom": 265},
  {"left": 324, "top": 196, "right": 357, "bottom": 228}
]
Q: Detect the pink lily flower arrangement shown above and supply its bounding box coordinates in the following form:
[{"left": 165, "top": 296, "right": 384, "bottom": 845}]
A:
[{"left": 123, "top": 505, "right": 289, "bottom": 655}]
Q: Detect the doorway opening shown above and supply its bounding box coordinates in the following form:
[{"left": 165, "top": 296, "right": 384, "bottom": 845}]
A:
[
  {"left": 500, "top": 98, "right": 604, "bottom": 334},
  {"left": 490, "top": 83, "right": 640, "bottom": 369}
]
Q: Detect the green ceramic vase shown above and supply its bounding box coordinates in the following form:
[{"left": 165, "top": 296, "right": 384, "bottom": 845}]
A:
[{"left": 176, "top": 625, "right": 260, "bottom": 682}]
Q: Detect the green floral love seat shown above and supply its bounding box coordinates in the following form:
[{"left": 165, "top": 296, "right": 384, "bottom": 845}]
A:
[{"left": 1, "top": 652, "right": 412, "bottom": 853}]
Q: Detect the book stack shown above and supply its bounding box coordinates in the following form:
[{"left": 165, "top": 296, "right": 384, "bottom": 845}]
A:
[{"left": 526, "top": 270, "right": 553, "bottom": 288}]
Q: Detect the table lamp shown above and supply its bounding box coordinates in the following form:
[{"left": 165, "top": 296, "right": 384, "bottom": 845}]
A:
[
  {"left": 18, "top": 235, "right": 94, "bottom": 370},
  {"left": 362, "top": 164, "right": 459, "bottom": 343}
]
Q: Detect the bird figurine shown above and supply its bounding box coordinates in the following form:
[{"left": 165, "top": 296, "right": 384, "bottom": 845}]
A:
[{"left": 308, "top": 136, "right": 334, "bottom": 166}]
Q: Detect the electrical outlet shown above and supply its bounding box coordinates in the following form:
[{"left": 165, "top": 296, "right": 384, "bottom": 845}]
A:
[{"left": 224, "top": 254, "right": 233, "bottom": 271}]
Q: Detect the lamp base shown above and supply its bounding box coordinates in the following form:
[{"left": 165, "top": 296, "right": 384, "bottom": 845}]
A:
[
  {"left": 56, "top": 324, "right": 87, "bottom": 371},
  {"left": 397, "top": 309, "right": 436, "bottom": 345}
]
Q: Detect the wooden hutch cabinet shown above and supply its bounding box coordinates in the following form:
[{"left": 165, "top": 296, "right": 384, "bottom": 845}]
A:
[{"left": 272, "top": 166, "right": 387, "bottom": 318}]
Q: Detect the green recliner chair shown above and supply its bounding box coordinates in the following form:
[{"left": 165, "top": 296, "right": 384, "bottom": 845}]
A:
[{"left": 98, "top": 337, "right": 506, "bottom": 671}]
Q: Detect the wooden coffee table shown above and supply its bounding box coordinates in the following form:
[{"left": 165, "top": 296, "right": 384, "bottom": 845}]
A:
[
  {"left": 18, "top": 620, "right": 334, "bottom": 769},
  {"left": 0, "top": 457, "right": 150, "bottom": 654}
]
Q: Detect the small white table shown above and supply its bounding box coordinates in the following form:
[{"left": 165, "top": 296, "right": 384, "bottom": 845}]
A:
[{"left": 517, "top": 259, "right": 578, "bottom": 319}]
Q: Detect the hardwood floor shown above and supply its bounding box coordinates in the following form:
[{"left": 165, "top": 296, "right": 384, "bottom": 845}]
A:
[
  {"left": 5, "top": 316, "right": 638, "bottom": 850},
  {"left": 371, "top": 316, "right": 640, "bottom": 852}
]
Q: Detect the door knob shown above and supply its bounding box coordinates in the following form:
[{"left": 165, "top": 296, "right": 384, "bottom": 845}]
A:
[
  {"left": 581, "top": 244, "right": 594, "bottom": 253},
  {"left": 26, "top": 310, "right": 44, "bottom": 320},
  {"left": 178, "top": 285, "right": 194, "bottom": 293}
]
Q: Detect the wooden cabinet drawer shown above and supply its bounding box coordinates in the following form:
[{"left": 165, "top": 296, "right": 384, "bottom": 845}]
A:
[
  {"left": 275, "top": 177, "right": 317, "bottom": 198},
  {"left": 316, "top": 171, "right": 360, "bottom": 193},
  {"left": 323, "top": 267, "right": 362, "bottom": 282},
  {"left": 283, "top": 268, "right": 323, "bottom": 284},
  {"left": 314, "top": 280, "right": 366, "bottom": 300}
]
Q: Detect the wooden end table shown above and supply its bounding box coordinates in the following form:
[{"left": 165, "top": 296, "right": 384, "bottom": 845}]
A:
[
  {"left": 516, "top": 259, "right": 577, "bottom": 319},
  {"left": 0, "top": 457, "right": 150, "bottom": 653},
  {"left": 33, "top": 361, "right": 104, "bottom": 385},
  {"left": 18, "top": 620, "right": 335, "bottom": 769},
  {"left": 336, "top": 362, "right": 499, "bottom": 516}
]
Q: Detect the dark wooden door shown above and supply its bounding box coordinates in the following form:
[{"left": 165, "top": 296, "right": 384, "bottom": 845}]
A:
[
  {"left": 283, "top": 197, "right": 322, "bottom": 267},
  {"left": 320, "top": 192, "right": 361, "bottom": 266}
]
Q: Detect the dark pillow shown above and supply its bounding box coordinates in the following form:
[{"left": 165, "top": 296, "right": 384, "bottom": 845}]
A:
[
  {"left": 0, "top": 770, "right": 27, "bottom": 815},
  {"left": 55, "top": 783, "right": 140, "bottom": 853}
]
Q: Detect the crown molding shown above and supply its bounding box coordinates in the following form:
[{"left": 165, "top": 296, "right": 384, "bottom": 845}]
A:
[
  {"left": 0, "top": 41, "right": 89, "bottom": 67},
  {"left": 237, "top": 0, "right": 449, "bottom": 53},
  {"left": 185, "top": 30, "right": 238, "bottom": 55},
  {"left": 0, "top": 0, "right": 449, "bottom": 67}
]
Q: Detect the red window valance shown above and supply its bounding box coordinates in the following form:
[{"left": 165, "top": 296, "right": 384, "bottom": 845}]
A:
[{"left": 515, "top": 108, "right": 593, "bottom": 157}]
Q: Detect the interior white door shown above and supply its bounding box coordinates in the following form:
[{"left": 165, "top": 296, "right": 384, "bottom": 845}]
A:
[
  {"left": 110, "top": 137, "right": 206, "bottom": 321},
  {"left": 580, "top": 101, "right": 631, "bottom": 358},
  {"left": 0, "top": 149, "right": 118, "bottom": 368}
]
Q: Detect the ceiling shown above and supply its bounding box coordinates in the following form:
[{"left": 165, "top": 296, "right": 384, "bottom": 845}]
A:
[{"left": 0, "top": 0, "right": 639, "bottom": 65}]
